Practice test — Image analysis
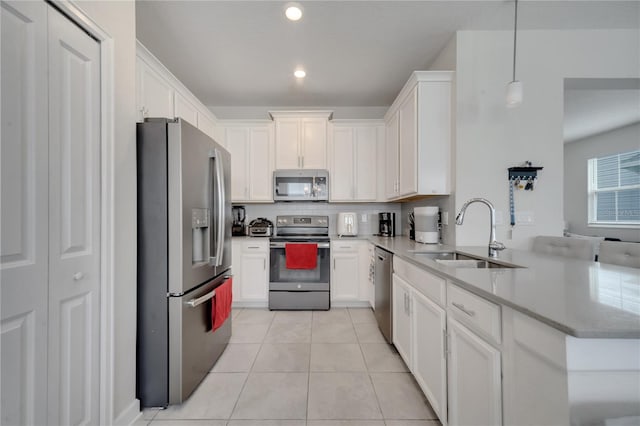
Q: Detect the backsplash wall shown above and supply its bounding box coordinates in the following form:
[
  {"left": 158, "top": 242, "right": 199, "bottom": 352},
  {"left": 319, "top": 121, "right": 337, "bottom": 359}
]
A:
[{"left": 236, "top": 202, "right": 402, "bottom": 236}]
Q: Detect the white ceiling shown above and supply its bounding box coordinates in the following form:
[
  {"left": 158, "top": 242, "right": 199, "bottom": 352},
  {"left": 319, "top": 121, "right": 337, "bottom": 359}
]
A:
[{"left": 136, "top": 1, "right": 640, "bottom": 110}]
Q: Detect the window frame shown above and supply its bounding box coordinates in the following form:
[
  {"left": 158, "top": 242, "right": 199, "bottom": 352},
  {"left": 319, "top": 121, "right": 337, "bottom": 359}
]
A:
[{"left": 587, "top": 150, "right": 640, "bottom": 228}]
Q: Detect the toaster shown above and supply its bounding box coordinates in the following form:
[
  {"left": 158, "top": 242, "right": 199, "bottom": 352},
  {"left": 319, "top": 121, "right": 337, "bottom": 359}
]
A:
[{"left": 248, "top": 218, "right": 273, "bottom": 237}]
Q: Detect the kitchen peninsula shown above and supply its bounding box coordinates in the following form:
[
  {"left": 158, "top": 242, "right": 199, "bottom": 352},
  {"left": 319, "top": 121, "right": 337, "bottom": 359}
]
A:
[{"left": 370, "top": 236, "right": 640, "bottom": 426}]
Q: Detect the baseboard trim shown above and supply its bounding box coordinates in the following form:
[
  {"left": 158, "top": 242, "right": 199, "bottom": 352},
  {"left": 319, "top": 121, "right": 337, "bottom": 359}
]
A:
[{"left": 114, "top": 398, "right": 141, "bottom": 426}]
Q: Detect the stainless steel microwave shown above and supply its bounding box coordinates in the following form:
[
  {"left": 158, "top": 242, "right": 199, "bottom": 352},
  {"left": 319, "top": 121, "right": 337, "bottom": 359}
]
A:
[{"left": 273, "top": 169, "right": 329, "bottom": 201}]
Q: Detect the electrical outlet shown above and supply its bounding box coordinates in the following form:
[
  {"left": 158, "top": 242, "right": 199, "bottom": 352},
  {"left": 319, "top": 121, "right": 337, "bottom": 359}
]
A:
[
  {"left": 441, "top": 211, "right": 448, "bottom": 225},
  {"left": 516, "top": 211, "right": 535, "bottom": 225},
  {"left": 495, "top": 210, "right": 504, "bottom": 226},
  {"left": 361, "top": 214, "right": 368, "bottom": 223}
]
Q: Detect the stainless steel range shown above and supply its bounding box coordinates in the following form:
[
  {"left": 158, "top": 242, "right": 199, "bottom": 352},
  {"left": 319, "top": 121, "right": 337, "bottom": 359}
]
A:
[{"left": 269, "top": 215, "right": 330, "bottom": 310}]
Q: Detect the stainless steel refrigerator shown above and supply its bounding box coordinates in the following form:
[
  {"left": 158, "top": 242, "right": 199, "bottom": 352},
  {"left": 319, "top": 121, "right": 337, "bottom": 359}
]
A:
[{"left": 136, "top": 118, "right": 232, "bottom": 407}]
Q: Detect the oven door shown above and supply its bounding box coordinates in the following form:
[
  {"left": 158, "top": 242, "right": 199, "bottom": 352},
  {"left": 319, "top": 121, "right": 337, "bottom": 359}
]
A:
[
  {"left": 269, "top": 241, "right": 330, "bottom": 310},
  {"left": 269, "top": 241, "right": 330, "bottom": 288}
]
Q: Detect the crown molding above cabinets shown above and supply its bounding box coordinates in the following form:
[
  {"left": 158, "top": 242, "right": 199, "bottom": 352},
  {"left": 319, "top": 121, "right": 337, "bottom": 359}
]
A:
[{"left": 385, "top": 71, "right": 454, "bottom": 201}]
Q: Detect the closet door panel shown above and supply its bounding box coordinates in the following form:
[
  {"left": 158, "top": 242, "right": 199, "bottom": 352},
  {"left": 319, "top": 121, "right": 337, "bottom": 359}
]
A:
[
  {"left": 47, "top": 7, "right": 101, "bottom": 425},
  {"left": 0, "top": 2, "right": 49, "bottom": 425}
]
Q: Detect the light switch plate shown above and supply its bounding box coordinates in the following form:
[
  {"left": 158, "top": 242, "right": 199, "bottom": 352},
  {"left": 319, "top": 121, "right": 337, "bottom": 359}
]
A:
[
  {"left": 516, "top": 211, "right": 535, "bottom": 225},
  {"left": 441, "top": 211, "right": 448, "bottom": 225}
]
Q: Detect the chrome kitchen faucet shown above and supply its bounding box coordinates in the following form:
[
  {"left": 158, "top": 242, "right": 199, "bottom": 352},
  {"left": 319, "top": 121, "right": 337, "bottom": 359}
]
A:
[{"left": 456, "top": 198, "right": 506, "bottom": 258}]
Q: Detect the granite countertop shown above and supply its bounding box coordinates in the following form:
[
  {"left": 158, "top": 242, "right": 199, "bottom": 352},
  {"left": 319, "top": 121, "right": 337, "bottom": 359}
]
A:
[{"left": 369, "top": 236, "right": 640, "bottom": 339}]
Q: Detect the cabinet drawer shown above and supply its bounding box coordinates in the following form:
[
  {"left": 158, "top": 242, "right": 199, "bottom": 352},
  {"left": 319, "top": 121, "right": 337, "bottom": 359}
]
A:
[
  {"left": 393, "top": 257, "right": 446, "bottom": 306},
  {"left": 331, "top": 241, "right": 360, "bottom": 253},
  {"left": 242, "top": 240, "right": 269, "bottom": 252},
  {"left": 447, "top": 283, "right": 501, "bottom": 344}
]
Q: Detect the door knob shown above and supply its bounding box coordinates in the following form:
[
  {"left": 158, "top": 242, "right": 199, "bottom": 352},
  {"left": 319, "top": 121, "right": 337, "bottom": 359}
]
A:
[{"left": 73, "top": 272, "right": 84, "bottom": 281}]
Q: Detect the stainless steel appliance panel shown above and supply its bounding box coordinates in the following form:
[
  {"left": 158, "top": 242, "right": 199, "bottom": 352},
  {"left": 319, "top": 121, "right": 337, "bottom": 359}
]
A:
[
  {"left": 168, "top": 275, "right": 231, "bottom": 404},
  {"left": 273, "top": 169, "right": 329, "bottom": 201},
  {"left": 168, "top": 120, "right": 231, "bottom": 295},
  {"left": 269, "top": 291, "right": 330, "bottom": 310},
  {"left": 269, "top": 244, "right": 331, "bottom": 284},
  {"left": 374, "top": 247, "right": 393, "bottom": 343}
]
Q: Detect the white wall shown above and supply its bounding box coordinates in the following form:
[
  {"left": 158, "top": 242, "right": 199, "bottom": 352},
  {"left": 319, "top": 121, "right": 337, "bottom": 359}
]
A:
[
  {"left": 73, "top": 1, "right": 138, "bottom": 423},
  {"left": 564, "top": 122, "right": 640, "bottom": 241},
  {"left": 454, "top": 29, "right": 640, "bottom": 249}
]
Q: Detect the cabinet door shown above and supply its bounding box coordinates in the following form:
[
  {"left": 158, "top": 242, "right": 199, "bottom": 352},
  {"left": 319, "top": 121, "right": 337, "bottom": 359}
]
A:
[
  {"left": 385, "top": 113, "right": 399, "bottom": 199},
  {"left": 274, "top": 119, "right": 300, "bottom": 169},
  {"left": 354, "top": 126, "right": 378, "bottom": 201},
  {"left": 392, "top": 274, "right": 412, "bottom": 367},
  {"left": 398, "top": 89, "right": 417, "bottom": 196},
  {"left": 240, "top": 250, "right": 268, "bottom": 301},
  {"left": 226, "top": 128, "right": 248, "bottom": 201},
  {"left": 331, "top": 251, "right": 359, "bottom": 301},
  {"left": 231, "top": 240, "right": 243, "bottom": 300},
  {"left": 301, "top": 118, "right": 327, "bottom": 169},
  {"left": 357, "top": 242, "right": 372, "bottom": 303},
  {"left": 448, "top": 317, "right": 502, "bottom": 426},
  {"left": 174, "top": 91, "right": 198, "bottom": 127},
  {"left": 413, "top": 291, "right": 447, "bottom": 424},
  {"left": 330, "top": 127, "right": 354, "bottom": 201},
  {"left": 248, "top": 127, "right": 272, "bottom": 201},
  {"left": 137, "top": 58, "right": 173, "bottom": 120}
]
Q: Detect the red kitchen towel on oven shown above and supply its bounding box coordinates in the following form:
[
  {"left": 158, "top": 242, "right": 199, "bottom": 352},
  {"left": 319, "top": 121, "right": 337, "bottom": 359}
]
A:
[
  {"left": 285, "top": 243, "right": 318, "bottom": 269},
  {"left": 212, "top": 277, "right": 232, "bottom": 331}
]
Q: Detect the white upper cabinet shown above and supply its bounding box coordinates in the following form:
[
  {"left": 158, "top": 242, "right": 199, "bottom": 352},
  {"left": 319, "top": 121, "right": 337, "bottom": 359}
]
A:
[
  {"left": 136, "top": 59, "right": 173, "bottom": 120},
  {"left": 385, "top": 71, "right": 453, "bottom": 200},
  {"left": 271, "top": 111, "right": 332, "bottom": 170},
  {"left": 329, "top": 121, "right": 382, "bottom": 202},
  {"left": 136, "top": 42, "right": 220, "bottom": 142},
  {"left": 222, "top": 122, "right": 274, "bottom": 202},
  {"left": 174, "top": 91, "right": 198, "bottom": 127}
]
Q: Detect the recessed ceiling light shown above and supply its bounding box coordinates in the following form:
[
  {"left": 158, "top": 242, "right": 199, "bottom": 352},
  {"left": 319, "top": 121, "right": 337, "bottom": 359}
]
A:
[
  {"left": 285, "top": 4, "right": 303, "bottom": 21},
  {"left": 294, "top": 69, "right": 306, "bottom": 78}
]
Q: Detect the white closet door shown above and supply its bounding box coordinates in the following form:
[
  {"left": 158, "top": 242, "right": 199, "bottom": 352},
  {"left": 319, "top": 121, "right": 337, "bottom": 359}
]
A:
[
  {"left": 47, "top": 7, "right": 101, "bottom": 425},
  {"left": 0, "top": 2, "right": 49, "bottom": 425}
]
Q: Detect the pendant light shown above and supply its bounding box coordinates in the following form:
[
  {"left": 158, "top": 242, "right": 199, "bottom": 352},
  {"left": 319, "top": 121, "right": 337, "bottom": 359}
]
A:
[{"left": 506, "top": 0, "right": 523, "bottom": 107}]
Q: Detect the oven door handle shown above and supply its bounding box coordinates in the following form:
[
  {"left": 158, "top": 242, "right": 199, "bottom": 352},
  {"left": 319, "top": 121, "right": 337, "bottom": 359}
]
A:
[{"left": 269, "top": 242, "right": 330, "bottom": 249}]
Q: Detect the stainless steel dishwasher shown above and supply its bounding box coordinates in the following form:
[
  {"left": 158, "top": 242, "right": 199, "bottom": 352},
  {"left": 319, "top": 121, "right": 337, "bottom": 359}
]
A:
[{"left": 374, "top": 247, "right": 393, "bottom": 343}]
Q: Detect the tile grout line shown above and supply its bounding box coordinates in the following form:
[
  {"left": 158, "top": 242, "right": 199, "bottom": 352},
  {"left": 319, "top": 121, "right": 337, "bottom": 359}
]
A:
[{"left": 225, "top": 308, "right": 275, "bottom": 423}]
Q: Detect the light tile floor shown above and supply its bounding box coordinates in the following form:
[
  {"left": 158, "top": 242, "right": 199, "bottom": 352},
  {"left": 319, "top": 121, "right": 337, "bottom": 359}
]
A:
[{"left": 137, "top": 308, "right": 441, "bottom": 426}]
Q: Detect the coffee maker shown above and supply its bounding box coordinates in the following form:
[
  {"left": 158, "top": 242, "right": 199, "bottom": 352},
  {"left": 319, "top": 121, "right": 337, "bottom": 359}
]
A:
[
  {"left": 232, "top": 206, "right": 246, "bottom": 236},
  {"left": 378, "top": 212, "right": 395, "bottom": 237}
]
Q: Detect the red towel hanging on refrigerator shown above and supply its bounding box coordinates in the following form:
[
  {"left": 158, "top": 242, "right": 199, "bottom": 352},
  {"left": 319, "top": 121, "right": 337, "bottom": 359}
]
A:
[{"left": 212, "top": 277, "right": 232, "bottom": 331}]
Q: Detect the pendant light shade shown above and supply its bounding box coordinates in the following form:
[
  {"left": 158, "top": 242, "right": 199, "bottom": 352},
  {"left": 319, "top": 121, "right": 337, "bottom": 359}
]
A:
[
  {"left": 506, "top": 0, "right": 522, "bottom": 107},
  {"left": 506, "top": 80, "right": 523, "bottom": 107}
]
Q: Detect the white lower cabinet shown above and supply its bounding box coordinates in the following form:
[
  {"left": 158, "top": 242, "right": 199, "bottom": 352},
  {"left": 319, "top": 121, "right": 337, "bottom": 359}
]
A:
[
  {"left": 447, "top": 317, "right": 502, "bottom": 426},
  {"left": 413, "top": 290, "right": 448, "bottom": 424},
  {"left": 392, "top": 261, "right": 448, "bottom": 424},
  {"left": 392, "top": 274, "right": 413, "bottom": 365},
  {"left": 232, "top": 239, "right": 269, "bottom": 306},
  {"left": 330, "top": 240, "right": 371, "bottom": 306}
]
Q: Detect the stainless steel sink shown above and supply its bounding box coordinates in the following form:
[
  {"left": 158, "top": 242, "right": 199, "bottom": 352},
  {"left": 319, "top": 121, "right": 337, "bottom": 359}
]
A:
[{"left": 408, "top": 251, "right": 522, "bottom": 269}]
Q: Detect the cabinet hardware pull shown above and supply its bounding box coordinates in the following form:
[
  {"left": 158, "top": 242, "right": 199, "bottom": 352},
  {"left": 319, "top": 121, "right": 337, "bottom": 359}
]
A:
[
  {"left": 443, "top": 329, "right": 448, "bottom": 357},
  {"left": 263, "top": 258, "right": 266, "bottom": 270},
  {"left": 452, "top": 302, "right": 475, "bottom": 317},
  {"left": 73, "top": 272, "right": 84, "bottom": 281},
  {"left": 248, "top": 246, "right": 260, "bottom": 249},
  {"left": 333, "top": 258, "right": 336, "bottom": 270}
]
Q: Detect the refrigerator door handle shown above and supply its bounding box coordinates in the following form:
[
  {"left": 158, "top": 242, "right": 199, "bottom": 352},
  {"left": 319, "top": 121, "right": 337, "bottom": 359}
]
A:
[
  {"left": 209, "top": 149, "right": 225, "bottom": 267},
  {"left": 186, "top": 289, "right": 216, "bottom": 308}
]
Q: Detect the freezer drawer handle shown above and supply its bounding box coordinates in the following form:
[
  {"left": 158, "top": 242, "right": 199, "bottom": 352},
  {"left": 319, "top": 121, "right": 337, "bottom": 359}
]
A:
[{"left": 186, "top": 289, "right": 216, "bottom": 308}]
